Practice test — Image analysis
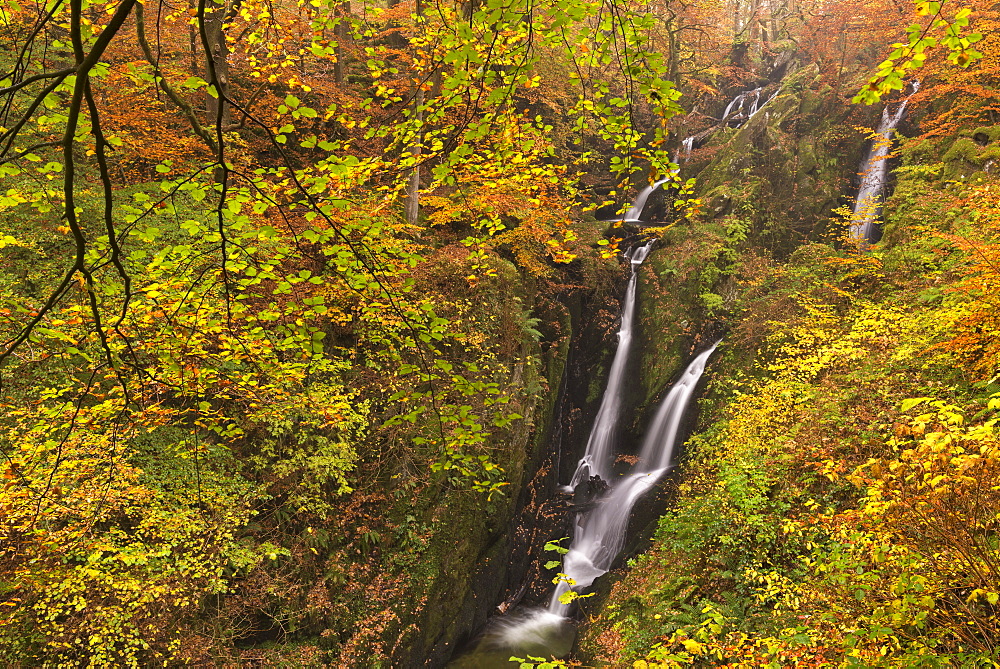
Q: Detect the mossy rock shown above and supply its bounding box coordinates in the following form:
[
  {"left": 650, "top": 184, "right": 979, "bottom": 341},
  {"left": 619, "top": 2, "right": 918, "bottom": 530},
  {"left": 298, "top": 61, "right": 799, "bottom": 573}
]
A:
[
  {"left": 943, "top": 136, "right": 982, "bottom": 164},
  {"left": 899, "top": 137, "right": 939, "bottom": 166},
  {"left": 691, "top": 80, "right": 860, "bottom": 250},
  {"left": 970, "top": 124, "right": 1000, "bottom": 143},
  {"left": 797, "top": 136, "right": 819, "bottom": 173}
]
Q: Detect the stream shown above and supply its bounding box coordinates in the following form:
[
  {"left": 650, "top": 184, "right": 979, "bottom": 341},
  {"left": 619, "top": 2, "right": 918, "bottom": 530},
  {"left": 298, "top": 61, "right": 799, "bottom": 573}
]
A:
[
  {"left": 449, "top": 182, "right": 718, "bottom": 665},
  {"left": 447, "top": 75, "right": 920, "bottom": 667},
  {"left": 850, "top": 81, "right": 920, "bottom": 244}
]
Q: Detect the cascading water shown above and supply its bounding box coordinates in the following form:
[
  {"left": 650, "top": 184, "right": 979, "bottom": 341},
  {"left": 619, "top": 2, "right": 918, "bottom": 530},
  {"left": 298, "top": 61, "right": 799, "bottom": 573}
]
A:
[
  {"left": 850, "top": 81, "right": 920, "bottom": 244},
  {"left": 567, "top": 241, "right": 653, "bottom": 490},
  {"left": 450, "top": 182, "right": 716, "bottom": 666},
  {"left": 618, "top": 178, "right": 670, "bottom": 222},
  {"left": 721, "top": 89, "right": 746, "bottom": 121},
  {"left": 721, "top": 86, "right": 777, "bottom": 126},
  {"left": 549, "top": 343, "right": 719, "bottom": 612},
  {"left": 681, "top": 136, "right": 695, "bottom": 162},
  {"left": 722, "top": 87, "right": 761, "bottom": 123},
  {"left": 450, "top": 241, "right": 656, "bottom": 666},
  {"left": 458, "top": 338, "right": 719, "bottom": 664}
]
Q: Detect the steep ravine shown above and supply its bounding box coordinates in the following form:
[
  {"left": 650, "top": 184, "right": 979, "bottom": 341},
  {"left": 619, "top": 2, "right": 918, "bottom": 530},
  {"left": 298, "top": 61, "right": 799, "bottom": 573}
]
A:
[
  {"left": 438, "top": 55, "right": 904, "bottom": 666},
  {"left": 399, "top": 247, "right": 629, "bottom": 668},
  {"left": 445, "top": 250, "right": 712, "bottom": 666},
  {"left": 572, "top": 55, "right": 1000, "bottom": 668},
  {"left": 423, "top": 253, "right": 625, "bottom": 666},
  {"left": 567, "top": 58, "right": 900, "bottom": 662}
]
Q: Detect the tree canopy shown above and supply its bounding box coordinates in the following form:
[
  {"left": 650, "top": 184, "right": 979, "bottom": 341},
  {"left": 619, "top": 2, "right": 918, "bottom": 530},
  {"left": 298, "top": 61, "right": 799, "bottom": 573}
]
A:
[{"left": 0, "top": 0, "right": 995, "bottom": 662}]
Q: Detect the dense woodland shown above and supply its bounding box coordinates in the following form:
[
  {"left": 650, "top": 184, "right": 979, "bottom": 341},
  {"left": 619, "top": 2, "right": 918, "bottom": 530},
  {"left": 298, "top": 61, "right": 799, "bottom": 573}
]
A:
[{"left": 0, "top": 0, "right": 998, "bottom": 664}]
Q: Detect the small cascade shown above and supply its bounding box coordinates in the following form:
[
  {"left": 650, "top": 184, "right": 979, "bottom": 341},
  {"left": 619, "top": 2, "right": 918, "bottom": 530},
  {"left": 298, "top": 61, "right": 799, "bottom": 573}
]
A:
[
  {"left": 721, "top": 90, "right": 746, "bottom": 121},
  {"left": 566, "top": 241, "right": 653, "bottom": 490},
  {"left": 680, "top": 136, "right": 695, "bottom": 162},
  {"left": 721, "top": 86, "right": 777, "bottom": 126},
  {"left": 850, "top": 82, "right": 920, "bottom": 244},
  {"left": 722, "top": 87, "right": 762, "bottom": 124},
  {"left": 746, "top": 87, "right": 762, "bottom": 118},
  {"left": 549, "top": 342, "right": 719, "bottom": 612},
  {"left": 616, "top": 178, "right": 670, "bottom": 223}
]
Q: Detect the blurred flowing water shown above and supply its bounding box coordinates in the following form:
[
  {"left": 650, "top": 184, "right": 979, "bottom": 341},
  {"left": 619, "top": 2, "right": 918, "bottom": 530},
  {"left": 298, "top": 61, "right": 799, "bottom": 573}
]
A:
[{"left": 449, "top": 179, "right": 719, "bottom": 662}]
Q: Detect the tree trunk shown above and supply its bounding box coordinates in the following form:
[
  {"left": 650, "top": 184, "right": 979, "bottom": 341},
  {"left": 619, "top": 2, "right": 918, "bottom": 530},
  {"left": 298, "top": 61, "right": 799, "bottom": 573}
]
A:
[
  {"left": 386, "top": 0, "right": 407, "bottom": 49},
  {"left": 189, "top": 0, "right": 201, "bottom": 76},
  {"left": 748, "top": 0, "right": 761, "bottom": 49},
  {"left": 405, "top": 86, "right": 423, "bottom": 225},
  {"left": 333, "top": 1, "right": 351, "bottom": 84},
  {"left": 405, "top": 0, "right": 425, "bottom": 225},
  {"left": 203, "top": 0, "right": 231, "bottom": 127}
]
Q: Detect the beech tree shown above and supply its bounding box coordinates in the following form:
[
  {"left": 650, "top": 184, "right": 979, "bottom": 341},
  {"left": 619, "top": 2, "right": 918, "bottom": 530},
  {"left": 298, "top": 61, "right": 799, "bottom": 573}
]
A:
[{"left": 0, "top": 0, "right": 685, "bottom": 661}]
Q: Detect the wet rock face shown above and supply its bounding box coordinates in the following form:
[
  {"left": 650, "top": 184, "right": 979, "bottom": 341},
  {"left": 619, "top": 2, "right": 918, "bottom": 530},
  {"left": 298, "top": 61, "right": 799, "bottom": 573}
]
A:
[
  {"left": 637, "top": 185, "right": 670, "bottom": 224},
  {"left": 572, "top": 474, "right": 610, "bottom": 508},
  {"left": 438, "top": 258, "right": 628, "bottom": 665}
]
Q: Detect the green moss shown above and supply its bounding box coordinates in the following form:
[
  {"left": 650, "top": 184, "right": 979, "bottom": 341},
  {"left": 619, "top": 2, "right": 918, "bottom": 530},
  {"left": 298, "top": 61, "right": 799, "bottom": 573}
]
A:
[
  {"left": 980, "top": 143, "right": 1000, "bottom": 164},
  {"left": 899, "top": 137, "right": 939, "bottom": 166},
  {"left": 942, "top": 136, "right": 982, "bottom": 165},
  {"left": 689, "top": 67, "right": 861, "bottom": 254},
  {"left": 971, "top": 125, "right": 1000, "bottom": 142}
]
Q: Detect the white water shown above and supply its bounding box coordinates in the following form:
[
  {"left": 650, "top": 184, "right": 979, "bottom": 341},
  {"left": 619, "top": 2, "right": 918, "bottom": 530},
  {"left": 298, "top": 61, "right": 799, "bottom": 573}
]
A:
[
  {"left": 567, "top": 241, "right": 653, "bottom": 490},
  {"left": 722, "top": 87, "right": 762, "bottom": 123},
  {"left": 722, "top": 86, "right": 777, "bottom": 125},
  {"left": 567, "top": 183, "right": 668, "bottom": 491},
  {"left": 449, "top": 609, "right": 574, "bottom": 667},
  {"left": 618, "top": 178, "right": 669, "bottom": 222},
  {"left": 482, "top": 610, "right": 574, "bottom": 657},
  {"left": 464, "top": 241, "right": 655, "bottom": 661},
  {"left": 550, "top": 342, "right": 719, "bottom": 612},
  {"left": 722, "top": 90, "right": 745, "bottom": 121},
  {"left": 850, "top": 82, "right": 920, "bottom": 243},
  {"left": 681, "top": 136, "right": 695, "bottom": 162},
  {"left": 474, "top": 338, "right": 719, "bottom": 659}
]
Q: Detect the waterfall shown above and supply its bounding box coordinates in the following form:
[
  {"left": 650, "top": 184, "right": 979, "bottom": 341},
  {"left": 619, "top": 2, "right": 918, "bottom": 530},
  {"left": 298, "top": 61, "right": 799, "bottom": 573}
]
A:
[
  {"left": 722, "top": 87, "right": 761, "bottom": 123},
  {"left": 850, "top": 81, "right": 920, "bottom": 244},
  {"left": 566, "top": 241, "right": 653, "bottom": 490},
  {"left": 569, "top": 179, "right": 673, "bottom": 489},
  {"left": 722, "top": 86, "right": 776, "bottom": 126},
  {"left": 619, "top": 178, "right": 669, "bottom": 222},
  {"left": 680, "top": 136, "right": 695, "bottom": 162},
  {"left": 549, "top": 342, "right": 719, "bottom": 612},
  {"left": 457, "top": 338, "right": 719, "bottom": 662},
  {"left": 721, "top": 90, "right": 746, "bottom": 121},
  {"left": 450, "top": 185, "right": 717, "bottom": 665}
]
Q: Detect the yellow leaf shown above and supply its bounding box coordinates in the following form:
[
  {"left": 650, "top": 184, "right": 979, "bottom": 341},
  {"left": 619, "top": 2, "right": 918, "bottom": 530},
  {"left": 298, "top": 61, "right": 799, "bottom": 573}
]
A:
[{"left": 681, "top": 638, "right": 703, "bottom": 654}]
